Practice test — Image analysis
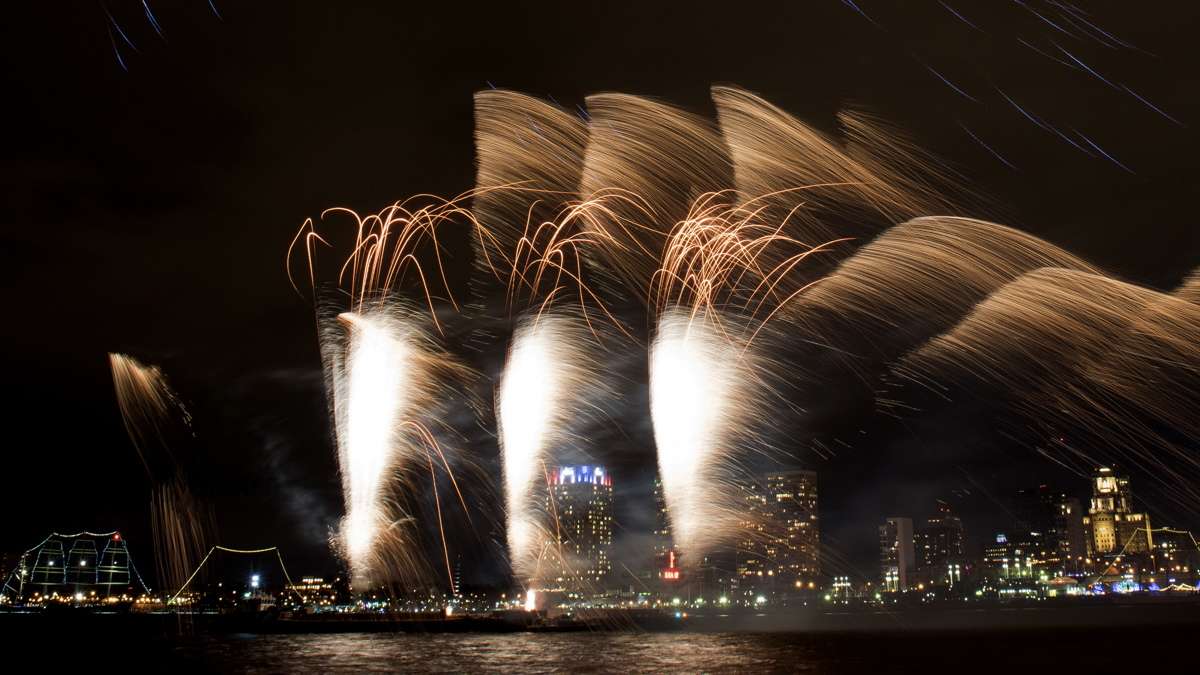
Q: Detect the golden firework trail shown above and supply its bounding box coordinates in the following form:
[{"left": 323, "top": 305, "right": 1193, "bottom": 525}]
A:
[
  {"left": 713, "top": 87, "right": 956, "bottom": 254},
  {"left": 323, "top": 305, "right": 476, "bottom": 590},
  {"left": 473, "top": 92, "right": 639, "bottom": 587},
  {"left": 782, "top": 216, "right": 1099, "bottom": 389},
  {"left": 649, "top": 308, "right": 764, "bottom": 561},
  {"left": 278, "top": 83, "right": 1200, "bottom": 591},
  {"left": 287, "top": 190, "right": 486, "bottom": 591},
  {"left": 1177, "top": 267, "right": 1200, "bottom": 305},
  {"left": 287, "top": 192, "right": 486, "bottom": 334},
  {"left": 641, "top": 86, "right": 962, "bottom": 566},
  {"left": 108, "top": 353, "right": 213, "bottom": 595},
  {"left": 895, "top": 268, "right": 1200, "bottom": 509},
  {"left": 472, "top": 90, "right": 588, "bottom": 288},
  {"left": 646, "top": 193, "right": 848, "bottom": 565},
  {"left": 108, "top": 353, "right": 192, "bottom": 473},
  {"left": 576, "top": 94, "right": 733, "bottom": 299}
]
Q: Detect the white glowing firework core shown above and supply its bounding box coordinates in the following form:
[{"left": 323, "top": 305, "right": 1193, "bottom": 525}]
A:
[
  {"left": 498, "top": 318, "right": 568, "bottom": 578},
  {"left": 338, "top": 312, "right": 411, "bottom": 569},
  {"left": 650, "top": 310, "right": 743, "bottom": 561}
]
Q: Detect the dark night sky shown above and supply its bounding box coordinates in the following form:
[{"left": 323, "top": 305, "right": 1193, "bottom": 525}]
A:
[{"left": 2, "top": 1, "right": 1198, "bottom": 585}]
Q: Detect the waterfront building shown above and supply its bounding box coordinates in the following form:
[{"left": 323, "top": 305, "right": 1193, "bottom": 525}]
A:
[
  {"left": 736, "top": 470, "right": 820, "bottom": 596},
  {"left": 652, "top": 476, "right": 677, "bottom": 585},
  {"left": 1013, "top": 486, "right": 1087, "bottom": 575},
  {"left": 879, "top": 517, "right": 914, "bottom": 592},
  {"left": 546, "top": 465, "right": 614, "bottom": 587},
  {"left": 768, "top": 470, "right": 820, "bottom": 585},
  {"left": 914, "top": 501, "right": 965, "bottom": 587},
  {"left": 1151, "top": 529, "right": 1199, "bottom": 580},
  {"left": 1083, "top": 467, "right": 1153, "bottom": 561},
  {"left": 286, "top": 576, "right": 339, "bottom": 607},
  {"left": 982, "top": 532, "right": 1036, "bottom": 580}
]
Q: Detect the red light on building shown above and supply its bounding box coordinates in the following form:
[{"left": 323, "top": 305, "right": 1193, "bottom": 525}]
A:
[{"left": 663, "top": 550, "right": 681, "bottom": 581}]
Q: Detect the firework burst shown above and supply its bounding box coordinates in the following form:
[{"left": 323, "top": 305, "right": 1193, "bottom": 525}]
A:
[
  {"left": 323, "top": 304, "right": 475, "bottom": 590},
  {"left": 275, "top": 83, "right": 1200, "bottom": 594},
  {"left": 895, "top": 268, "right": 1200, "bottom": 510},
  {"left": 496, "top": 311, "right": 616, "bottom": 585},
  {"left": 108, "top": 353, "right": 213, "bottom": 594}
]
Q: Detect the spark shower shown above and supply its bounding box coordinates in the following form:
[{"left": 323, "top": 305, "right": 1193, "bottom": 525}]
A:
[{"left": 283, "top": 86, "right": 1200, "bottom": 591}]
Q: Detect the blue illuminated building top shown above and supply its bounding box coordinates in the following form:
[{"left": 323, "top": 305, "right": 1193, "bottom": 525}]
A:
[{"left": 550, "top": 465, "right": 612, "bottom": 486}]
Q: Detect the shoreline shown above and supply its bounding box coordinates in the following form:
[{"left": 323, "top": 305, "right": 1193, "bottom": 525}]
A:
[{"left": 3, "top": 598, "right": 1198, "bottom": 635}]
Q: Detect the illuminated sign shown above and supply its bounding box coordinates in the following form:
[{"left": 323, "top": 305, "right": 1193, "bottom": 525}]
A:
[{"left": 663, "top": 550, "right": 681, "bottom": 581}]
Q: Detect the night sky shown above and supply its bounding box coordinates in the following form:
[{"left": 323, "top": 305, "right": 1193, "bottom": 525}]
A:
[{"left": 3, "top": 1, "right": 1198, "bottom": 585}]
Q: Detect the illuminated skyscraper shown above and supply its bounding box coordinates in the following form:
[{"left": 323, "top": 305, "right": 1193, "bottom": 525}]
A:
[
  {"left": 914, "top": 501, "right": 965, "bottom": 587},
  {"left": 767, "top": 471, "right": 820, "bottom": 584},
  {"left": 1084, "top": 467, "right": 1152, "bottom": 558},
  {"left": 879, "top": 517, "right": 914, "bottom": 591},
  {"left": 736, "top": 470, "right": 820, "bottom": 593},
  {"left": 652, "top": 476, "right": 679, "bottom": 585},
  {"left": 1013, "top": 485, "right": 1087, "bottom": 574},
  {"left": 546, "top": 466, "right": 613, "bottom": 586}
]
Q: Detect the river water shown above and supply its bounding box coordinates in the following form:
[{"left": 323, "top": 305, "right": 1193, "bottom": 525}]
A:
[{"left": 151, "top": 626, "right": 1175, "bottom": 673}]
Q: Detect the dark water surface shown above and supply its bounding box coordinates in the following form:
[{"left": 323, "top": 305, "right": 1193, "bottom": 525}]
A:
[{"left": 150, "top": 626, "right": 1182, "bottom": 673}]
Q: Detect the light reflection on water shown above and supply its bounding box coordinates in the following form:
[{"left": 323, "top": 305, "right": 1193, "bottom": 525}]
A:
[{"left": 178, "top": 632, "right": 830, "bottom": 673}]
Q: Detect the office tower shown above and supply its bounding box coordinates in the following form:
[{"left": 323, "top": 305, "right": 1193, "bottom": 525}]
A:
[
  {"left": 879, "top": 517, "right": 914, "bottom": 591},
  {"left": 1013, "top": 485, "right": 1087, "bottom": 573},
  {"left": 653, "top": 476, "right": 676, "bottom": 581},
  {"left": 546, "top": 465, "right": 614, "bottom": 586},
  {"left": 1083, "top": 467, "right": 1152, "bottom": 558},
  {"left": 914, "top": 501, "right": 965, "bottom": 586},
  {"left": 736, "top": 470, "right": 820, "bottom": 593}
]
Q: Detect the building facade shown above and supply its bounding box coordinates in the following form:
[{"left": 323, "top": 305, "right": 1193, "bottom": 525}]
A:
[
  {"left": 1013, "top": 485, "right": 1088, "bottom": 575},
  {"left": 914, "top": 501, "right": 965, "bottom": 587},
  {"left": 736, "top": 470, "right": 820, "bottom": 595},
  {"left": 652, "top": 476, "right": 675, "bottom": 582},
  {"left": 879, "top": 517, "right": 914, "bottom": 592},
  {"left": 1083, "top": 467, "right": 1153, "bottom": 562},
  {"left": 546, "top": 465, "right": 614, "bottom": 587}
]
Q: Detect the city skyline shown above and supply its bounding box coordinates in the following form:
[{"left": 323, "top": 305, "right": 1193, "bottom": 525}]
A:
[
  {"left": 4, "top": 11, "right": 1200, "bottom": 672},
  {"left": 9, "top": 463, "right": 1198, "bottom": 610}
]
